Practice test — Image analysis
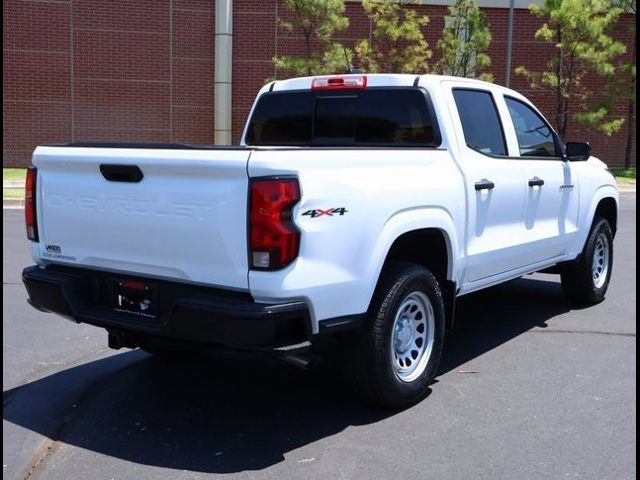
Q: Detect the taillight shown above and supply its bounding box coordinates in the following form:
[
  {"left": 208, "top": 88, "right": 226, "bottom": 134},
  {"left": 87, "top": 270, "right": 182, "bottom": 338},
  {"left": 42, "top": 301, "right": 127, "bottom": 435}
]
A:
[
  {"left": 311, "top": 75, "right": 367, "bottom": 90},
  {"left": 25, "top": 166, "right": 38, "bottom": 242},
  {"left": 249, "top": 177, "right": 301, "bottom": 270}
]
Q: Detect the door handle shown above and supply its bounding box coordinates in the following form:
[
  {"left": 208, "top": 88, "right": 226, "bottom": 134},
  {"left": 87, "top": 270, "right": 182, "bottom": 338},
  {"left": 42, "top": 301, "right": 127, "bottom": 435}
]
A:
[
  {"left": 474, "top": 179, "right": 495, "bottom": 191},
  {"left": 528, "top": 177, "right": 544, "bottom": 187}
]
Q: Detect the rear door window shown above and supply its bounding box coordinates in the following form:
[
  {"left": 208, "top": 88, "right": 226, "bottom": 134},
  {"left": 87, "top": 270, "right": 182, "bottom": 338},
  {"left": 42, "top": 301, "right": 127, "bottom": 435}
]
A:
[
  {"left": 452, "top": 89, "right": 507, "bottom": 156},
  {"left": 246, "top": 88, "right": 440, "bottom": 147}
]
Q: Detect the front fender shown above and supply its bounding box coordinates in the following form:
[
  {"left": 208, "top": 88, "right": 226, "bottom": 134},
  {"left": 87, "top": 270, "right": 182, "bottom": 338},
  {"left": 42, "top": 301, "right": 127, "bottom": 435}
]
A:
[{"left": 570, "top": 184, "right": 619, "bottom": 257}]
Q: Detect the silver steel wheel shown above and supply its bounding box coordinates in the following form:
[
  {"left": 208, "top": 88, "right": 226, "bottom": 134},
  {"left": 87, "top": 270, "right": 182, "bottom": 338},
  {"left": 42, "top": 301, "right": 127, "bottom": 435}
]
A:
[
  {"left": 390, "top": 291, "right": 435, "bottom": 383},
  {"left": 591, "top": 232, "right": 610, "bottom": 289}
]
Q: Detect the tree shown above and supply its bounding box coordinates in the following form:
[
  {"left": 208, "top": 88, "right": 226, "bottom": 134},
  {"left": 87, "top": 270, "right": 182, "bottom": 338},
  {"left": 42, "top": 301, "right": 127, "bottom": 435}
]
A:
[
  {"left": 436, "top": 0, "right": 493, "bottom": 82},
  {"left": 612, "top": 0, "right": 636, "bottom": 169},
  {"left": 516, "top": 0, "right": 626, "bottom": 138},
  {"left": 273, "top": 0, "right": 350, "bottom": 77},
  {"left": 355, "top": 0, "right": 432, "bottom": 74}
]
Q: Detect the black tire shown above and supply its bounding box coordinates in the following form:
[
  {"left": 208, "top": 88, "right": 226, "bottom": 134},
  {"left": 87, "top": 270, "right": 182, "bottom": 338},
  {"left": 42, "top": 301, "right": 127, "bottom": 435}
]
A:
[
  {"left": 560, "top": 216, "right": 614, "bottom": 305},
  {"left": 343, "top": 262, "right": 445, "bottom": 408}
]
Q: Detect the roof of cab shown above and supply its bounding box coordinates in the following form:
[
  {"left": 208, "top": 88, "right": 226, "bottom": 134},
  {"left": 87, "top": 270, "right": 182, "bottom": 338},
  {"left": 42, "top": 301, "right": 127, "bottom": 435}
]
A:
[{"left": 262, "top": 73, "right": 500, "bottom": 94}]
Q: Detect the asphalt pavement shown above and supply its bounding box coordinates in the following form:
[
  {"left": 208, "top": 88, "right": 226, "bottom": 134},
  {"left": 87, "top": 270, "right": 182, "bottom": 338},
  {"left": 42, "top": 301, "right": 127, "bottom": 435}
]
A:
[{"left": 3, "top": 194, "right": 636, "bottom": 480}]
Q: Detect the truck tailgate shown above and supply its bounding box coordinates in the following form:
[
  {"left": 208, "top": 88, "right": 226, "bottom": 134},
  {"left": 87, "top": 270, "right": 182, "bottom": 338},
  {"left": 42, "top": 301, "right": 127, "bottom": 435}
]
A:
[{"left": 32, "top": 146, "right": 251, "bottom": 290}]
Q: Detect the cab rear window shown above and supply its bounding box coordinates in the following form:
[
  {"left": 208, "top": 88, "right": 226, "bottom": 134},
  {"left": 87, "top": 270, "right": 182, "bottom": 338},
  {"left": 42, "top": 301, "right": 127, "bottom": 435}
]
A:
[{"left": 245, "top": 88, "right": 441, "bottom": 147}]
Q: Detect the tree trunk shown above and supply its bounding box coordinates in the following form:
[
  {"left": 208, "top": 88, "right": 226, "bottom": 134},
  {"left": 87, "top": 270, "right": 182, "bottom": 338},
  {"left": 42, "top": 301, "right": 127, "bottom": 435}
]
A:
[
  {"left": 624, "top": 32, "right": 636, "bottom": 170},
  {"left": 561, "top": 56, "right": 576, "bottom": 140},
  {"left": 304, "top": 31, "right": 312, "bottom": 76},
  {"left": 555, "top": 28, "right": 565, "bottom": 137},
  {"left": 624, "top": 98, "right": 635, "bottom": 170}
]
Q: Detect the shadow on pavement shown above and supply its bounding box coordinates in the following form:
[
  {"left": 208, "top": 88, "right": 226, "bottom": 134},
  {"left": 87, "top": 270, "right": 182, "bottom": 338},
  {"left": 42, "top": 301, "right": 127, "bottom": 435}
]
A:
[
  {"left": 439, "top": 275, "right": 585, "bottom": 374},
  {"left": 3, "top": 276, "right": 580, "bottom": 474}
]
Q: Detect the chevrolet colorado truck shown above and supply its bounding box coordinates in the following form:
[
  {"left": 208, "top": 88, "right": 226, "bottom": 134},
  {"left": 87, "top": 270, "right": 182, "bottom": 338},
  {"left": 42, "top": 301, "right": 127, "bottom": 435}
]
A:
[{"left": 23, "top": 74, "right": 618, "bottom": 407}]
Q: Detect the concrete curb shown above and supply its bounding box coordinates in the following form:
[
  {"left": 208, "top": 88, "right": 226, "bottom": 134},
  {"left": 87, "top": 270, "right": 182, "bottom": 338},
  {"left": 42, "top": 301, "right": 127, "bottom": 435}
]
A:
[
  {"left": 3, "top": 183, "right": 25, "bottom": 209},
  {"left": 3, "top": 199, "right": 25, "bottom": 209}
]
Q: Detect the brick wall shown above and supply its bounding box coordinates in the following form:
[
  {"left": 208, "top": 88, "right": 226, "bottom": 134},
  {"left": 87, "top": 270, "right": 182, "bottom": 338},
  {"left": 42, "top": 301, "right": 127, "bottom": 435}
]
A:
[
  {"left": 3, "top": 0, "right": 215, "bottom": 167},
  {"left": 3, "top": 0, "right": 635, "bottom": 167}
]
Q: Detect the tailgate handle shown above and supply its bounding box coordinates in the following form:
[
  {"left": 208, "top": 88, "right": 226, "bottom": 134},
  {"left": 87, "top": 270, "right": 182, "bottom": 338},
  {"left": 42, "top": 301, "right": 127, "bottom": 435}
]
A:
[{"left": 100, "top": 164, "right": 143, "bottom": 183}]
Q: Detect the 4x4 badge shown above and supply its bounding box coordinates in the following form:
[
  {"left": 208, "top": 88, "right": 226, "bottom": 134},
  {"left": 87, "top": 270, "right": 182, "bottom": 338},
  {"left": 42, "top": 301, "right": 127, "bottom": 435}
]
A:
[{"left": 302, "top": 208, "right": 348, "bottom": 218}]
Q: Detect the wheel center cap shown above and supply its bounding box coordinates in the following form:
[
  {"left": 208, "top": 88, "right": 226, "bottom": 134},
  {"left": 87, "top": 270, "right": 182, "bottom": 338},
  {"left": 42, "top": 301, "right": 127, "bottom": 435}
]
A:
[{"left": 394, "top": 319, "right": 413, "bottom": 353}]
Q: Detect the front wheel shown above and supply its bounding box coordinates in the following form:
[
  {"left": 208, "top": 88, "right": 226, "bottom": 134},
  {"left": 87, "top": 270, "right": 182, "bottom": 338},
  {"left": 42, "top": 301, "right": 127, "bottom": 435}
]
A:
[
  {"left": 344, "top": 262, "right": 445, "bottom": 408},
  {"left": 560, "top": 216, "right": 614, "bottom": 305}
]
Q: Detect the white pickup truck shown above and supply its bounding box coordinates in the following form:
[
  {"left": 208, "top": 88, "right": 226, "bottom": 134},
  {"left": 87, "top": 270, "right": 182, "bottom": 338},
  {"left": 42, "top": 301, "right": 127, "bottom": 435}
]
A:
[{"left": 23, "top": 74, "right": 618, "bottom": 407}]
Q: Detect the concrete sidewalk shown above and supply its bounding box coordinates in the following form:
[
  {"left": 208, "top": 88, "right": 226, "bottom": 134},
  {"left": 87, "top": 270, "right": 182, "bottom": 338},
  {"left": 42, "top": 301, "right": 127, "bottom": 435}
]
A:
[
  {"left": 4, "top": 180, "right": 24, "bottom": 187},
  {"left": 3, "top": 199, "right": 25, "bottom": 209},
  {"left": 3, "top": 180, "right": 25, "bottom": 208}
]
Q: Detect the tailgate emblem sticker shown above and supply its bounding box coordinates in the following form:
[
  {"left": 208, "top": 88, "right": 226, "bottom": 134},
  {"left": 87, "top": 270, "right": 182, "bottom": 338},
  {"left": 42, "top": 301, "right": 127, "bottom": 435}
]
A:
[{"left": 42, "top": 244, "right": 76, "bottom": 261}]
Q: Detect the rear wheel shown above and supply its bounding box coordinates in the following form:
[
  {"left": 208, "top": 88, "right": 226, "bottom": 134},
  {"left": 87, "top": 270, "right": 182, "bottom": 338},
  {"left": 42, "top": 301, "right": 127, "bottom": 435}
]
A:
[
  {"left": 560, "top": 217, "right": 613, "bottom": 305},
  {"left": 344, "top": 262, "right": 445, "bottom": 408}
]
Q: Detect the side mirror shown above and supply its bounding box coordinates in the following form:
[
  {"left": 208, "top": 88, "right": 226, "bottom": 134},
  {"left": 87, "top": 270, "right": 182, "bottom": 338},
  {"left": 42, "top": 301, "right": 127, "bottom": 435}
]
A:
[{"left": 565, "top": 142, "right": 591, "bottom": 161}]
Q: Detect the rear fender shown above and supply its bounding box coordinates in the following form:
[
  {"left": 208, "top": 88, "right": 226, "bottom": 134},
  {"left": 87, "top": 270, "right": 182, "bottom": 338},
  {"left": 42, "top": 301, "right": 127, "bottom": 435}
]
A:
[{"left": 364, "top": 207, "right": 460, "bottom": 312}]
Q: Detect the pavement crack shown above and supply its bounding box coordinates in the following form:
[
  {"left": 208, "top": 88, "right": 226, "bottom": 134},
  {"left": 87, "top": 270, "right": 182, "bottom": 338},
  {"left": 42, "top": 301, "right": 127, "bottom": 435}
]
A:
[
  {"left": 20, "top": 440, "right": 56, "bottom": 480},
  {"left": 531, "top": 329, "right": 635, "bottom": 337}
]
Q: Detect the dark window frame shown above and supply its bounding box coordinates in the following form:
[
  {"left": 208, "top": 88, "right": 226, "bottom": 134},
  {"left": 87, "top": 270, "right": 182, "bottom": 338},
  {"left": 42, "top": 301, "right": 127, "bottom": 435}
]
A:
[
  {"left": 245, "top": 86, "right": 443, "bottom": 148},
  {"left": 245, "top": 89, "right": 313, "bottom": 146},
  {"left": 452, "top": 87, "right": 509, "bottom": 158}
]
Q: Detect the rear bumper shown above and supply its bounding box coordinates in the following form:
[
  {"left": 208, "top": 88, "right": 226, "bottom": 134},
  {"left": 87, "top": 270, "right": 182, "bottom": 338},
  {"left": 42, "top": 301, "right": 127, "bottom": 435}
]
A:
[{"left": 22, "top": 265, "right": 311, "bottom": 351}]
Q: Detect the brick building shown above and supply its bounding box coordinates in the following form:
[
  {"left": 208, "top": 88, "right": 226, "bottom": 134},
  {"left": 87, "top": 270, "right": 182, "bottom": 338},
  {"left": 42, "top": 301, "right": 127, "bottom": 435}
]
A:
[{"left": 3, "top": 0, "right": 636, "bottom": 167}]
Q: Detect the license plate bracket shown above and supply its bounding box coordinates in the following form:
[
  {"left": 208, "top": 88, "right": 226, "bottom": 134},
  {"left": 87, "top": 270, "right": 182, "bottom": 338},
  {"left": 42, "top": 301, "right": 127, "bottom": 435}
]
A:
[{"left": 113, "top": 279, "right": 156, "bottom": 318}]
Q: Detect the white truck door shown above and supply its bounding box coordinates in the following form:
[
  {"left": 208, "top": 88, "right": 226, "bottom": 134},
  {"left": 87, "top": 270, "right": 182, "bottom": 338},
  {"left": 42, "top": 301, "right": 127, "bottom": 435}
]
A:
[
  {"left": 445, "top": 85, "right": 530, "bottom": 283},
  {"left": 500, "top": 95, "right": 580, "bottom": 262}
]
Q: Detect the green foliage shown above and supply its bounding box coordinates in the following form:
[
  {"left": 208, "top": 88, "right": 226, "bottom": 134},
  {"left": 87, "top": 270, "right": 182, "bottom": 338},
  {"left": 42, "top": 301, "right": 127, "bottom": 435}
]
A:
[
  {"left": 516, "top": 0, "right": 626, "bottom": 138},
  {"left": 574, "top": 107, "right": 626, "bottom": 135},
  {"left": 608, "top": 167, "right": 636, "bottom": 185},
  {"left": 3, "top": 168, "right": 27, "bottom": 182},
  {"left": 355, "top": 0, "right": 432, "bottom": 74},
  {"left": 608, "top": 167, "right": 636, "bottom": 179},
  {"left": 3, "top": 187, "right": 25, "bottom": 200},
  {"left": 436, "top": 0, "right": 493, "bottom": 82},
  {"left": 610, "top": 0, "right": 636, "bottom": 168},
  {"left": 273, "top": 0, "right": 350, "bottom": 77}
]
